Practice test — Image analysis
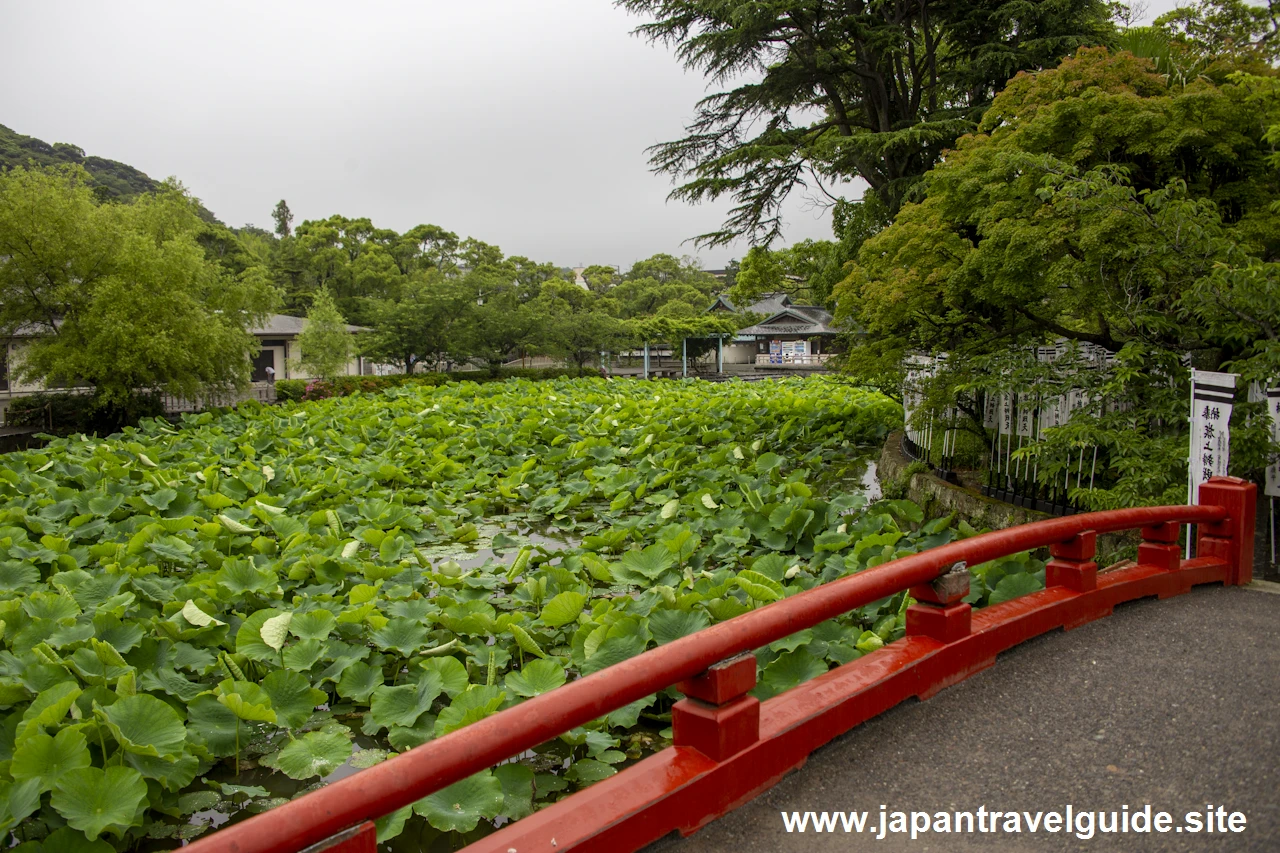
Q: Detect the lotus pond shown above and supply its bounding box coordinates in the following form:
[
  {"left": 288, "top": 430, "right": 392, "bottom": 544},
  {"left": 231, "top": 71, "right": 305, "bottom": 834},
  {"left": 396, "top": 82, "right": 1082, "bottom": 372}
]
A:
[{"left": 0, "top": 376, "right": 1046, "bottom": 851}]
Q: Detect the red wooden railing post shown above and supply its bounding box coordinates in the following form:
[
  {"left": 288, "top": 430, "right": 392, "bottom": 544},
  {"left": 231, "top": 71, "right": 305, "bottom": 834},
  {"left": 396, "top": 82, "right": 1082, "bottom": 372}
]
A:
[
  {"left": 1138, "top": 521, "right": 1181, "bottom": 571},
  {"left": 1047, "top": 530, "right": 1098, "bottom": 591},
  {"left": 906, "top": 562, "right": 971, "bottom": 642},
  {"left": 673, "top": 654, "right": 760, "bottom": 761},
  {"left": 1197, "top": 476, "right": 1257, "bottom": 585}
]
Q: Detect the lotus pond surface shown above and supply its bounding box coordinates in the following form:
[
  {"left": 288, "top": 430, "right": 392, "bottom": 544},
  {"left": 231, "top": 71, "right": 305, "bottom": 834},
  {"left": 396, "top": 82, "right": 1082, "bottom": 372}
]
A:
[{"left": 0, "top": 376, "right": 1045, "bottom": 851}]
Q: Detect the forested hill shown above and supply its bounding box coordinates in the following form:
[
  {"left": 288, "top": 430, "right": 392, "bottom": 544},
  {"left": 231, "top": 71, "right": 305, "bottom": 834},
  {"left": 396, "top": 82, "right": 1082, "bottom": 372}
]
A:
[{"left": 0, "top": 122, "right": 219, "bottom": 222}]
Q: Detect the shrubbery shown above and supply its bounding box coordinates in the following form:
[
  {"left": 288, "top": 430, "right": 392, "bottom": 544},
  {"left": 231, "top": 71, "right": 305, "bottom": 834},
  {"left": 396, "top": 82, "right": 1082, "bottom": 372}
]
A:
[
  {"left": 273, "top": 367, "right": 583, "bottom": 403},
  {"left": 5, "top": 391, "right": 164, "bottom": 436}
]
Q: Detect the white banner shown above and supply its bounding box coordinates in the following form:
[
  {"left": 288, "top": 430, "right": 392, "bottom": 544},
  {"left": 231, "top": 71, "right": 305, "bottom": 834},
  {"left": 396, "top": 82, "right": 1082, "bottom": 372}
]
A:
[
  {"left": 1266, "top": 387, "right": 1280, "bottom": 498},
  {"left": 983, "top": 391, "right": 999, "bottom": 429},
  {"left": 1016, "top": 394, "right": 1035, "bottom": 438},
  {"left": 1189, "top": 369, "right": 1238, "bottom": 504}
]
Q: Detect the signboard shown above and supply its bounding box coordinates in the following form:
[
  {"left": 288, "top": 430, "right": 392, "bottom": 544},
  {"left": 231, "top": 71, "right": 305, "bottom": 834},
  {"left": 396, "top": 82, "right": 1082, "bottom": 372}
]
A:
[
  {"left": 1188, "top": 369, "right": 1238, "bottom": 503},
  {"left": 1016, "top": 394, "right": 1035, "bottom": 438},
  {"left": 1267, "top": 387, "right": 1280, "bottom": 498}
]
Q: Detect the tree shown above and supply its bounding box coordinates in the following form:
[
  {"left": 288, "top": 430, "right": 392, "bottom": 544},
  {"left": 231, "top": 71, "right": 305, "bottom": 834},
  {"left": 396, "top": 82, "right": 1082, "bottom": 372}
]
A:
[
  {"left": 618, "top": 0, "right": 1115, "bottom": 246},
  {"left": 456, "top": 270, "right": 548, "bottom": 375},
  {"left": 1155, "top": 0, "right": 1280, "bottom": 68},
  {"left": 360, "top": 273, "right": 470, "bottom": 373},
  {"left": 730, "top": 240, "right": 846, "bottom": 307},
  {"left": 296, "top": 287, "right": 354, "bottom": 381},
  {"left": 0, "top": 166, "right": 278, "bottom": 414},
  {"left": 538, "top": 281, "right": 627, "bottom": 373},
  {"left": 581, "top": 264, "right": 620, "bottom": 294},
  {"left": 834, "top": 47, "right": 1280, "bottom": 506},
  {"left": 273, "top": 199, "right": 293, "bottom": 238}
]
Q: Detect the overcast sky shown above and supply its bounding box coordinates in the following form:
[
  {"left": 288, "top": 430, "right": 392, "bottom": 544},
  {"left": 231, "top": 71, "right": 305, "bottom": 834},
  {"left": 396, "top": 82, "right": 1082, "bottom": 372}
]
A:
[{"left": 1, "top": 1, "right": 1183, "bottom": 270}]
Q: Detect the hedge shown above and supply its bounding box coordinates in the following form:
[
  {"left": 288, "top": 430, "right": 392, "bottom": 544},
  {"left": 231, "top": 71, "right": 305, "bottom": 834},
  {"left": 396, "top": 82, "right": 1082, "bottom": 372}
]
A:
[{"left": 5, "top": 392, "right": 165, "bottom": 436}]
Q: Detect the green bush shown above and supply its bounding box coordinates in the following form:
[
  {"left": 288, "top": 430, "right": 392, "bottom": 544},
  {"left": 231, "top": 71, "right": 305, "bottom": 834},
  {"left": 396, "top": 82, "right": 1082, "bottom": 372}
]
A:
[
  {"left": 5, "top": 391, "right": 164, "bottom": 435},
  {"left": 274, "top": 379, "right": 306, "bottom": 402}
]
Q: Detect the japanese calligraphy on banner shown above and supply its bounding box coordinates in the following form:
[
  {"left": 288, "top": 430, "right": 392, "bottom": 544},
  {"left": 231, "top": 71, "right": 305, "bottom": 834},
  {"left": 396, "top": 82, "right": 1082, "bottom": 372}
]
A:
[
  {"left": 1188, "top": 369, "right": 1238, "bottom": 504},
  {"left": 983, "top": 392, "right": 999, "bottom": 429},
  {"left": 1016, "top": 394, "right": 1035, "bottom": 437},
  {"left": 1267, "top": 387, "right": 1280, "bottom": 498}
]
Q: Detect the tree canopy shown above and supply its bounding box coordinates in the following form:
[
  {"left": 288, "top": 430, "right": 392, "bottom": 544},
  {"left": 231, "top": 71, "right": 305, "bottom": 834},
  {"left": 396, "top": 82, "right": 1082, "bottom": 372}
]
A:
[
  {"left": 617, "top": 0, "right": 1116, "bottom": 246},
  {"left": 834, "top": 42, "right": 1280, "bottom": 506},
  {"left": 295, "top": 287, "right": 354, "bottom": 382},
  {"left": 0, "top": 166, "right": 278, "bottom": 409}
]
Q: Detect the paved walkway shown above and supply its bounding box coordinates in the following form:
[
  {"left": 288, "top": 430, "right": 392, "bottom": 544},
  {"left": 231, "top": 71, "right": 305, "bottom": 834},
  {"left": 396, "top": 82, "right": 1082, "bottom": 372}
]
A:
[{"left": 649, "top": 584, "right": 1280, "bottom": 852}]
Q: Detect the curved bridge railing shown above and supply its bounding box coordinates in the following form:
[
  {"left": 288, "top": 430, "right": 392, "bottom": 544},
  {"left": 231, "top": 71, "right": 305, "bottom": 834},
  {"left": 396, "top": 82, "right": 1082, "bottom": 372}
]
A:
[{"left": 183, "top": 477, "right": 1256, "bottom": 853}]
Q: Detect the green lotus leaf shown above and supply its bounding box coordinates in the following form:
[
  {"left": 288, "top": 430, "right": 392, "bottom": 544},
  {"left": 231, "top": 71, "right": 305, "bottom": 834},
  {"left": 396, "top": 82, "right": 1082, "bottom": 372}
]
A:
[
  {"left": 434, "top": 685, "right": 504, "bottom": 737},
  {"left": 260, "top": 612, "right": 293, "bottom": 652},
  {"left": 336, "top": 661, "right": 384, "bottom": 703},
  {"left": 420, "top": 656, "right": 470, "bottom": 697},
  {"left": 375, "top": 804, "right": 413, "bottom": 843},
  {"left": 217, "top": 560, "right": 277, "bottom": 598},
  {"left": 493, "top": 761, "right": 535, "bottom": 820},
  {"left": 186, "top": 696, "right": 240, "bottom": 756},
  {"left": 369, "top": 617, "right": 430, "bottom": 655},
  {"left": 617, "top": 544, "right": 675, "bottom": 581},
  {"left": 564, "top": 758, "right": 617, "bottom": 785},
  {"left": 412, "top": 770, "right": 504, "bottom": 833},
  {"left": 260, "top": 731, "right": 352, "bottom": 781},
  {"left": 91, "top": 613, "right": 145, "bottom": 653},
  {"left": 51, "top": 766, "right": 147, "bottom": 839},
  {"left": 11, "top": 727, "right": 90, "bottom": 792},
  {"left": 100, "top": 694, "right": 188, "bottom": 758},
  {"left": 88, "top": 494, "right": 124, "bottom": 517},
  {"left": 18, "top": 682, "right": 82, "bottom": 743},
  {"left": 349, "top": 747, "right": 391, "bottom": 769},
  {"left": 289, "top": 609, "right": 336, "bottom": 640},
  {"left": 504, "top": 659, "right": 566, "bottom": 698},
  {"left": 180, "top": 600, "right": 224, "bottom": 627},
  {"left": 282, "top": 638, "right": 326, "bottom": 672},
  {"left": 261, "top": 670, "right": 325, "bottom": 729},
  {"left": 759, "top": 649, "right": 827, "bottom": 697},
  {"left": 370, "top": 671, "right": 443, "bottom": 730},
  {"left": 235, "top": 609, "right": 287, "bottom": 662},
  {"left": 508, "top": 622, "right": 548, "bottom": 660},
  {"left": 217, "top": 680, "right": 277, "bottom": 724},
  {"left": 735, "top": 569, "right": 784, "bottom": 602},
  {"left": 989, "top": 572, "right": 1043, "bottom": 605},
  {"left": 0, "top": 562, "right": 39, "bottom": 592},
  {"left": 69, "top": 639, "right": 134, "bottom": 685},
  {"left": 755, "top": 452, "right": 784, "bottom": 473},
  {"left": 648, "top": 609, "right": 710, "bottom": 646},
  {"left": 125, "top": 750, "right": 200, "bottom": 791},
  {"left": 539, "top": 591, "right": 587, "bottom": 628},
  {"left": 177, "top": 790, "right": 221, "bottom": 814}
]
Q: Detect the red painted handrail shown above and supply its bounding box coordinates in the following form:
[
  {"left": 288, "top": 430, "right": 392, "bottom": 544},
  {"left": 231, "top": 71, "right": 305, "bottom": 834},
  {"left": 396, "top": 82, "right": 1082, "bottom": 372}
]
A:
[{"left": 182, "top": 494, "right": 1250, "bottom": 853}]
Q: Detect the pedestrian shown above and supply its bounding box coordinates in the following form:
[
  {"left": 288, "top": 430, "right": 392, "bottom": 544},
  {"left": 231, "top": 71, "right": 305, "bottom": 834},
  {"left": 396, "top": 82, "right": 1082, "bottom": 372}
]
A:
[{"left": 265, "top": 364, "right": 276, "bottom": 384}]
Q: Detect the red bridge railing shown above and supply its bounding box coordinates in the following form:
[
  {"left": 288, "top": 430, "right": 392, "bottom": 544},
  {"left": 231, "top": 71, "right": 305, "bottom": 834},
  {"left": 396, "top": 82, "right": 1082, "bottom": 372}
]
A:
[{"left": 182, "top": 477, "right": 1256, "bottom": 853}]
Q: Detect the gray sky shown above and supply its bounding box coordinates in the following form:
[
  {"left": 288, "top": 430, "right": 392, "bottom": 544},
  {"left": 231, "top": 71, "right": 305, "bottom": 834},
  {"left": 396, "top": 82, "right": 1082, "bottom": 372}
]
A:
[{"left": 1, "top": 1, "right": 1183, "bottom": 271}]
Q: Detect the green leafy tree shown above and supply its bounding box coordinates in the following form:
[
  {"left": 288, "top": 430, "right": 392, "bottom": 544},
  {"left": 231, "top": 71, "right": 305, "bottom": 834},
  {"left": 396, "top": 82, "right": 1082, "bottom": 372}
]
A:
[
  {"left": 296, "top": 287, "right": 354, "bottom": 381},
  {"left": 272, "top": 199, "right": 293, "bottom": 238},
  {"left": 361, "top": 273, "right": 471, "bottom": 373},
  {"left": 581, "top": 264, "right": 620, "bottom": 294},
  {"left": 0, "top": 166, "right": 278, "bottom": 414},
  {"left": 456, "top": 271, "right": 548, "bottom": 375},
  {"left": 836, "top": 47, "right": 1280, "bottom": 506},
  {"left": 538, "top": 281, "right": 627, "bottom": 373},
  {"left": 617, "top": 0, "right": 1115, "bottom": 245}
]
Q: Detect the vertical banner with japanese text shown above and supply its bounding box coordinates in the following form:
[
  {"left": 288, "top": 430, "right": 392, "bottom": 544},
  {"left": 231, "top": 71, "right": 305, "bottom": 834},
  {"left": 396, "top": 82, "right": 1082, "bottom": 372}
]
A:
[
  {"left": 1188, "top": 369, "right": 1238, "bottom": 505},
  {"left": 1266, "top": 387, "right": 1280, "bottom": 499}
]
